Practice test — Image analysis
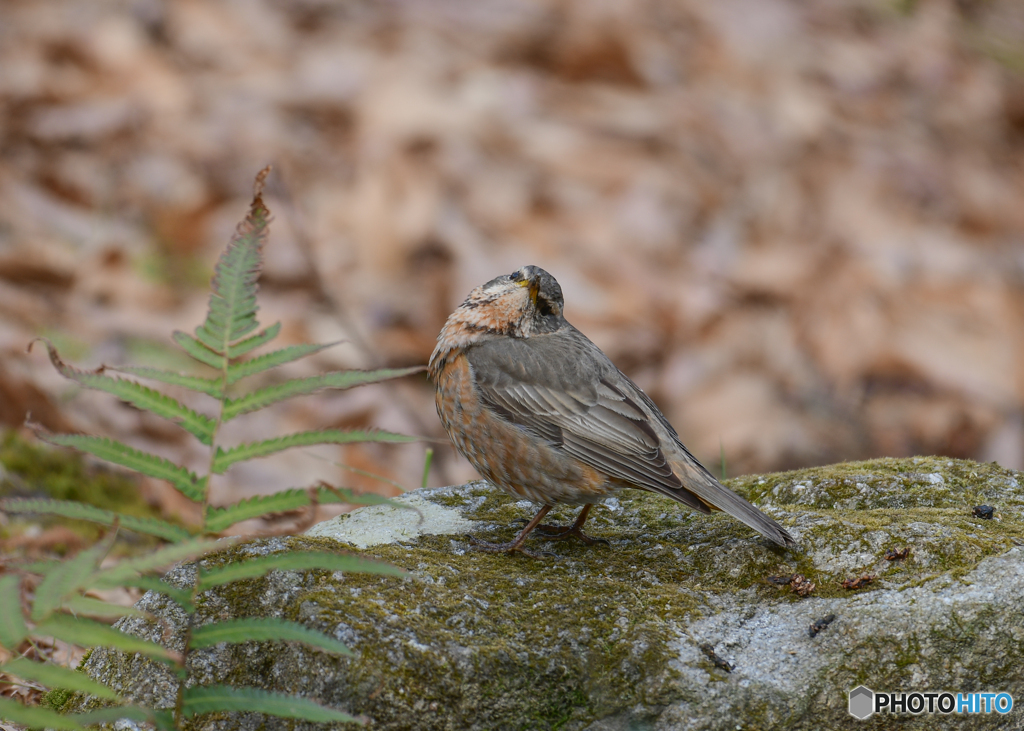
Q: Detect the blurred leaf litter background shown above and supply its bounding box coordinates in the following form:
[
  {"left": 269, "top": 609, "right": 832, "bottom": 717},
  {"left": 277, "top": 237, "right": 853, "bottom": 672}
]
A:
[{"left": 1, "top": 0, "right": 1023, "bottom": 513}]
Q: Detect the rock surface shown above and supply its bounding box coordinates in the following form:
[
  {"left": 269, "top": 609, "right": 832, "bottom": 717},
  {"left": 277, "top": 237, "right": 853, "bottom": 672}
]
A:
[{"left": 74, "top": 458, "right": 1024, "bottom": 730}]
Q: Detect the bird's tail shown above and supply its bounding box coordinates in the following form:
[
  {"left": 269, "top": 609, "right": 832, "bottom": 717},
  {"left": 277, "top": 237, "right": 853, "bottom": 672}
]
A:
[{"left": 665, "top": 457, "right": 796, "bottom": 547}]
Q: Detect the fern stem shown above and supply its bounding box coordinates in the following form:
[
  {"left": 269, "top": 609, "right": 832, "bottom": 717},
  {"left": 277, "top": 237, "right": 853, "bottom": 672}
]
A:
[
  {"left": 172, "top": 578, "right": 201, "bottom": 726},
  {"left": 421, "top": 448, "right": 433, "bottom": 490}
]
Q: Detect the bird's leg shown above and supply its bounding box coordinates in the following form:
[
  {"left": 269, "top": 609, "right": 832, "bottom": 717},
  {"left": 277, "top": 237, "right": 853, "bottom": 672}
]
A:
[
  {"left": 534, "top": 504, "right": 610, "bottom": 546},
  {"left": 468, "top": 504, "right": 557, "bottom": 558}
]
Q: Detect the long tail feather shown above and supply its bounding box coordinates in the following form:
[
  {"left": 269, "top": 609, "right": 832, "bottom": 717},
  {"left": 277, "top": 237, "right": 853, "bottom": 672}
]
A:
[{"left": 662, "top": 459, "right": 796, "bottom": 547}]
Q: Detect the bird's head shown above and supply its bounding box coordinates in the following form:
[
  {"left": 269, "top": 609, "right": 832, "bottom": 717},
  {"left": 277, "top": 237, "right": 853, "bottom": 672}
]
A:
[
  {"left": 430, "top": 265, "right": 567, "bottom": 372},
  {"left": 458, "top": 265, "right": 565, "bottom": 338}
]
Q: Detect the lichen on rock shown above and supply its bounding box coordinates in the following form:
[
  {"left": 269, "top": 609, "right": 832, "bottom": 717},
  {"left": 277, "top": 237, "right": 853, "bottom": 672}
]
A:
[{"left": 70, "top": 458, "right": 1024, "bottom": 730}]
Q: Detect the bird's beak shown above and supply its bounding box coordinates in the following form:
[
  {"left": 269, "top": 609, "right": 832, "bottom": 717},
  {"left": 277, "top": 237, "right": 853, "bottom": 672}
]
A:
[
  {"left": 514, "top": 269, "right": 540, "bottom": 303},
  {"left": 527, "top": 276, "right": 540, "bottom": 304}
]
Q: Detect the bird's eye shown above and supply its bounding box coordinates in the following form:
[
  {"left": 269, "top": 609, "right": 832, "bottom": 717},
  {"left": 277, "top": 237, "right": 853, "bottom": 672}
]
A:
[{"left": 510, "top": 270, "right": 524, "bottom": 282}]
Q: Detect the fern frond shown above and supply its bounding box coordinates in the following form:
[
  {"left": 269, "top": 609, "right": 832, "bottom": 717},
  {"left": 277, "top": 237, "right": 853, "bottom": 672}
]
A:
[
  {"left": 90, "top": 538, "right": 233, "bottom": 589},
  {"left": 31, "top": 539, "right": 112, "bottom": 621},
  {"left": 74, "top": 706, "right": 176, "bottom": 730},
  {"left": 127, "top": 575, "right": 194, "bottom": 611},
  {"left": 14, "top": 559, "right": 61, "bottom": 574},
  {"left": 172, "top": 331, "right": 225, "bottom": 370},
  {"left": 181, "top": 685, "right": 358, "bottom": 724},
  {"left": 0, "top": 697, "right": 86, "bottom": 730},
  {"left": 31, "top": 339, "right": 215, "bottom": 444},
  {"left": 0, "top": 575, "right": 28, "bottom": 649},
  {"left": 0, "top": 498, "right": 192, "bottom": 542},
  {"left": 197, "top": 551, "right": 404, "bottom": 590},
  {"left": 222, "top": 365, "right": 426, "bottom": 420},
  {"left": 212, "top": 429, "right": 416, "bottom": 473},
  {"left": 34, "top": 432, "right": 207, "bottom": 502},
  {"left": 226, "top": 341, "right": 340, "bottom": 384},
  {"left": 202, "top": 485, "right": 414, "bottom": 532},
  {"left": 226, "top": 322, "right": 280, "bottom": 359},
  {"left": 190, "top": 618, "right": 352, "bottom": 655},
  {"left": 114, "top": 365, "right": 223, "bottom": 398},
  {"left": 1, "top": 657, "right": 121, "bottom": 700},
  {"left": 34, "top": 614, "right": 179, "bottom": 664},
  {"left": 74, "top": 706, "right": 176, "bottom": 731},
  {"left": 193, "top": 187, "right": 271, "bottom": 356},
  {"left": 61, "top": 595, "right": 151, "bottom": 621},
  {"left": 203, "top": 490, "right": 312, "bottom": 533}
]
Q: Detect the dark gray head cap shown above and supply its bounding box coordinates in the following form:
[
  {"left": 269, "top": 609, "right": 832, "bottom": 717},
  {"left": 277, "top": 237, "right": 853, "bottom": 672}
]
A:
[{"left": 513, "top": 265, "right": 564, "bottom": 308}]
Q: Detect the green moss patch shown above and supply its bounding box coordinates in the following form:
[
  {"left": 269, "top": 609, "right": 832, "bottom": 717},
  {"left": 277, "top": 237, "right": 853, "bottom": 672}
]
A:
[{"left": 730, "top": 456, "right": 1022, "bottom": 514}]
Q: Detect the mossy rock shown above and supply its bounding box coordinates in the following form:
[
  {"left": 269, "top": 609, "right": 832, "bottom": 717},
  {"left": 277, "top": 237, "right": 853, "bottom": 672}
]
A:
[{"left": 73, "top": 458, "right": 1024, "bottom": 730}]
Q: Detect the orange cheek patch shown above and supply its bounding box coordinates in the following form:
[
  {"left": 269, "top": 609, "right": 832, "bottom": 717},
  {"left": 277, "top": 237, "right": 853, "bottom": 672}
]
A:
[{"left": 454, "top": 290, "right": 529, "bottom": 336}]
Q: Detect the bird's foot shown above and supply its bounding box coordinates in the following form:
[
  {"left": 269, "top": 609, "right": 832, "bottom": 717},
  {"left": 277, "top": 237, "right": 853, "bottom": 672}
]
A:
[
  {"left": 465, "top": 535, "right": 557, "bottom": 559},
  {"left": 534, "top": 523, "right": 610, "bottom": 546},
  {"left": 511, "top": 506, "right": 609, "bottom": 546}
]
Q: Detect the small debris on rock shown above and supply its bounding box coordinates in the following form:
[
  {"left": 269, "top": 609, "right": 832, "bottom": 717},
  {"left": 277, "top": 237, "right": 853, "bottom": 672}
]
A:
[
  {"left": 809, "top": 614, "right": 836, "bottom": 638},
  {"left": 699, "top": 643, "right": 734, "bottom": 673},
  {"left": 884, "top": 547, "right": 911, "bottom": 561},
  {"left": 767, "top": 573, "right": 815, "bottom": 596},
  {"left": 790, "top": 574, "right": 816, "bottom": 597},
  {"left": 842, "top": 574, "right": 877, "bottom": 590},
  {"left": 972, "top": 505, "right": 995, "bottom": 519}
]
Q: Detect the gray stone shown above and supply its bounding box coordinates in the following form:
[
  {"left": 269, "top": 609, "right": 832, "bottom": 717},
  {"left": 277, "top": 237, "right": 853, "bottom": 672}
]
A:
[{"left": 72, "top": 458, "right": 1024, "bottom": 730}]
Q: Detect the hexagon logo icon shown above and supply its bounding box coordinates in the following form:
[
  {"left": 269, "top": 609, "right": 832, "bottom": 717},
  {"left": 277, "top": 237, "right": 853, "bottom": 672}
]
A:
[{"left": 849, "top": 686, "right": 874, "bottom": 719}]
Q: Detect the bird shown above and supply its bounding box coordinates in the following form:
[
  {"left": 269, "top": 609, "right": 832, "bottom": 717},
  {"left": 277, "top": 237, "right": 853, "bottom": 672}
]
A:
[{"left": 428, "top": 265, "right": 796, "bottom": 558}]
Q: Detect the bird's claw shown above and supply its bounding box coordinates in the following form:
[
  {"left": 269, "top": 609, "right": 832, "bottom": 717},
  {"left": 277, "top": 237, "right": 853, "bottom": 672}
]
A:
[
  {"left": 534, "top": 523, "right": 610, "bottom": 546},
  {"left": 510, "top": 518, "right": 609, "bottom": 546},
  {"left": 465, "top": 535, "right": 558, "bottom": 559}
]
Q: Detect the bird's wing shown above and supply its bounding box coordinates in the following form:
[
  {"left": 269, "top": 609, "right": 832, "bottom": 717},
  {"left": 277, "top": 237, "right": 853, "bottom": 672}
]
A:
[{"left": 464, "top": 330, "right": 711, "bottom": 514}]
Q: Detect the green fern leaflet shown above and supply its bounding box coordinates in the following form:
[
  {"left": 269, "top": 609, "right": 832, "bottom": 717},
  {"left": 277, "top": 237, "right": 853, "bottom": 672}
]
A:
[{"left": 10, "top": 166, "right": 423, "bottom": 730}]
